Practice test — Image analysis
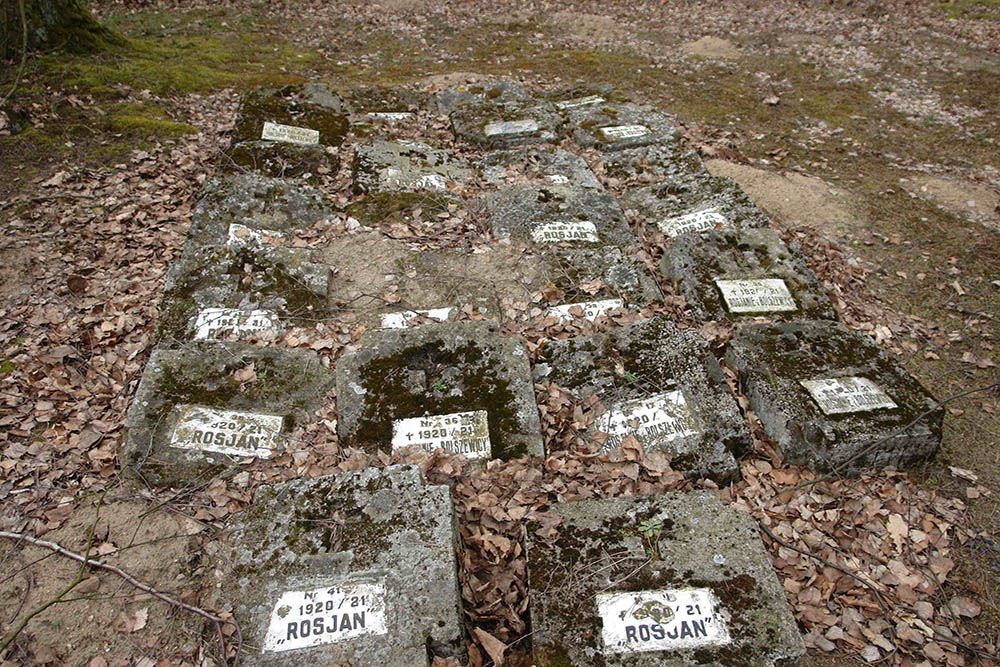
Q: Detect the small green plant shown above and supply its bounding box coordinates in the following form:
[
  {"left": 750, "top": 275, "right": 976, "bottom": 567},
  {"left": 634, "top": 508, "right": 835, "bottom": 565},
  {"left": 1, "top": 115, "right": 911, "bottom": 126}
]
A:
[
  {"left": 432, "top": 378, "right": 446, "bottom": 392},
  {"left": 622, "top": 518, "right": 663, "bottom": 560},
  {"left": 624, "top": 370, "right": 638, "bottom": 384}
]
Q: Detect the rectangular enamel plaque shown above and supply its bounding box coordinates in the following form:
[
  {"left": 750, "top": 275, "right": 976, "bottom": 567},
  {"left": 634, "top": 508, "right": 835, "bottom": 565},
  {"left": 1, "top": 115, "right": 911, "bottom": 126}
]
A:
[
  {"left": 530, "top": 220, "right": 599, "bottom": 243},
  {"left": 261, "top": 121, "right": 320, "bottom": 145},
  {"left": 555, "top": 94, "right": 605, "bottom": 110},
  {"left": 545, "top": 174, "right": 570, "bottom": 184},
  {"left": 601, "top": 124, "right": 650, "bottom": 139},
  {"left": 595, "top": 391, "right": 700, "bottom": 454},
  {"left": 367, "top": 112, "right": 414, "bottom": 122},
  {"left": 800, "top": 376, "right": 898, "bottom": 415},
  {"left": 598, "top": 588, "right": 731, "bottom": 654},
  {"left": 716, "top": 278, "right": 797, "bottom": 313},
  {"left": 227, "top": 223, "right": 285, "bottom": 250},
  {"left": 391, "top": 410, "right": 491, "bottom": 459},
  {"left": 263, "top": 582, "right": 388, "bottom": 653},
  {"left": 193, "top": 308, "right": 282, "bottom": 341},
  {"left": 380, "top": 306, "right": 454, "bottom": 329},
  {"left": 169, "top": 405, "right": 283, "bottom": 458},
  {"left": 657, "top": 207, "right": 728, "bottom": 237},
  {"left": 548, "top": 298, "right": 624, "bottom": 322},
  {"left": 484, "top": 119, "right": 539, "bottom": 137}
]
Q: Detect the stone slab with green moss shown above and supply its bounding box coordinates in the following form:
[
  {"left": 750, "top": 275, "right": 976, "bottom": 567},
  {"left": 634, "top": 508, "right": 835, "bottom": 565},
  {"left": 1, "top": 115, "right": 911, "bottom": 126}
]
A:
[
  {"left": 533, "top": 317, "right": 747, "bottom": 481},
  {"left": 122, "top": 342, "right": 335, "bottom": 488},
  {"left": 231, "top": 83, "right": 349, "bottom": 147},
  {"left": 480, "top": 147, "right": 604, "bottom": 191},
  {"left": 435, "top": 79, "right": 532, "bottom": 115},
  {"left": 564, "top": 103, "right": 679, "bottom": 152},
  {"left": 221, "top": 140, "right": 337, "bottom": 182},
  {"left": 660, "top": 229, "right": 836, "bottom": 323},
  {"left": 600, "top": 146, "right": 706, "bottom": 189},
  {"left": 221, "top": 465, "right": 465, "bottom": 665},
  {"left": 345, "top": 86, "right": 434, "bottom": 116},
  {"left": 484, "top": 184, "right": 632, "bottom": 246},
  {"left": 726, "top": 321, "right": 943, "bottom": 473},
  {"left": 335, "top": 321, "right": 544, "bottom": 460},
  {"left": 451, "top": 102, "right": 563, "bottom": 148},
  {"left": 540, "top": 247, "right": 662, "bottom": 311},
  {"left": 525, "top": 491, "right": 805, "bottom": 666},
  {"left": 352, "top": 140, "right": 473, "bottom": 194}
]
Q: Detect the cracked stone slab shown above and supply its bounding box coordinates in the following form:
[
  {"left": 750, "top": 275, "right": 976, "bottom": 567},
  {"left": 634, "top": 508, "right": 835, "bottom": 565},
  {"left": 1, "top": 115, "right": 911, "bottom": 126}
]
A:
[
  {"left": 353, "top": 140, "right": 473, "bottom": 194},
  {"left": 123, "top": 342, "right": 334, "bottom": 487},
  {"left": 221, "top": 140, "right": 337, "bottom": 182},
  {"left": 223, "top": 465, "right": 465, "bottom": 666},
  {"left": 436, "top": 79, "right": 532, "bottom": 115},
  {"left": 526, "top": 491, "right": 805, "bottom": 666},
  {"left": 565, "top": 103, "right": 679, "bottom": 151},
  {"left": 660, "top": 229, "right": 837, "bottom": 322},
  {"left": 335, "top": 321, "right": 544, "bottom": 460},
  {"left": 726, "top": 321, "right": 943, "bottom": 473},
  {"left": 623, "top": 175, "right": 770, "bottom": 237},
  {"left": 451, "top": 102, "right": 563, "bottom": 148},
  {"left": 480, "top": 147, "right": 603, "bottom": 190},
  {"left": 484, "top": 185, "right": 633, "bottom": 246},
  {"left": 232, "top": 84, "right": 349, "bottom": 147},
  {"left": 533, "top": 317, "right": 747, "bottom": 481}
]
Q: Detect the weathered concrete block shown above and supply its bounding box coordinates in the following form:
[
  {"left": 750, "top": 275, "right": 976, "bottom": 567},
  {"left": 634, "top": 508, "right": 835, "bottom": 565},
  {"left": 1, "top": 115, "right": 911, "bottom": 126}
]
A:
[
  {"left": 566, "top": 103, "right": 679, "bottom": 151},
  {"left": 660, "top": 229, "right": 837, "bottom": 322},
  {"left": 726, "top": 321, "right": 943, "bottom": 472},
  {"left": 232, "top": 84, "right": 348, "bottom": 147},
  {"left": 221, "top": 140, "right": 337, "bottom": 181},
  {"left": 484, "top": 185, "right": 633, "bottom": 246},
  {"left": 526, "top": 491, "right": 805, "bottom": 666},
  {"left": 534, "top": 317, "right": 747, "bottom": 481},
  {"left": 623, "top": 176, "right": 770, "bottom": 237},
  {"left": 224, "top": 465, "right": 465, "bottom": 665},
  {"left": 123, "top": 342, "right": 334, "bottom": 487},
  {"left": 336, "top": 321, "right": 544, "bottom": 460},
  {"left": 346, "top": 86, "right": 434, "bottom": 116},
  {"left": 451, "top": 102, "right": 563, "bottom": 148},
  {"left": 436, "top": 79, "right": 531, "bottom": 115},
  {"left": 541, "top": 247, "right": 662, "bottom": 314},
  {"left": 352, "top": 140, "right": 473, "bottom": 194},
  {"left": 480, "top": 147, "right": 603, "bottom": 190},
  {"left": 601, "top": 146, "right": 706, "bottom": 187},
  {"left": 545, "top": 84, "right": 623, "bottom": 111}
]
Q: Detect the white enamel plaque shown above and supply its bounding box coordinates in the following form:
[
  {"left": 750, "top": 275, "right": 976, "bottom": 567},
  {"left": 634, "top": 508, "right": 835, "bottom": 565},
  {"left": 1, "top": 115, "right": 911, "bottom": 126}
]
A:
[
  {"left": 380, "top": 307, "right": 454, "bottom": 329},
  {"left": 170, "top": 405, "right": 283, "bottom": 458},
  {"left": 555, "top": 94, "right": 605, "bottom": 110},
  {"left": 193, "top": 308, "right": 282, "bottom": 341},
  {"left": 227, "top": 223, "right": 285, "bottom": 250},
  {"left": 548, "top": 298, "right": 624, "bottom": 322},
  {"left": 484, "top": 119, "right": 539, "bottom": 137},
  {"left": 367, "top": 111, "right": 414, "bottom": 122},
  {"left": 598, "top": 588, "right": 731, "bottom": 654},
  {"left": 262, "top": 582, "right": 388, "bottom": 653},
  {"left": 391, "top": 410, "right": 491, "bottom": 459},
  {"left": 545, "top": 174, "right": 570, "bottom": 184},
  {"left": 601, "top": 124, "right": 650, "bottom": 139},
  {"left": 595, "top": 391, "right": 700, "bottom": 454},
  {"left": 261, "top": 121, "right": 320, "bottom": 145},
  {"left": 800, "top": 376, "right": 898, "bottom": 415},
  {"left": 716, "top": 278, "right": 797, "bottom": 313},
  {"left": 658, "top": 207, "right": 728, "bottom": 237},
  {"left": 530, "top": 220, "right": 599, "bottom": 243}
]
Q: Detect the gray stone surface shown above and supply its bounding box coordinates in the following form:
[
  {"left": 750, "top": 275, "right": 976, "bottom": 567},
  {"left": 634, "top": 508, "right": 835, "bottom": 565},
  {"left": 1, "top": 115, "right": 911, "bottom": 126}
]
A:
[
  {"left": 484, "top": 185, "right": 633, "bottom": 246},
  {"left": 526, "top": 491, "right": 805, "bottom": 666},
  {"left": 480, "top": 147, "right": 603, "bottom": 190},
  {"left": 566, "top": 103, "right": 679, "bottom": 151},
  {"left": 222, "top": 140, "right": 336, "bottom": 182},
  {"left": 451, "top": 102, "right": 563, "bottom": 148},
  {"left": 336, "top": 321, "right": 544, "bottom": 460},
  {"left": 436, "top": 79, "right": 531, "bottom": 115},
  {"left": 545, "top": 84, "right": 623, "bottom": 108},
  {"left": 726, "top": 320, "right": 943, "bottom": 473},
  {"left": 123, "top": 342, "right": 334, "bottom": 487},
  {"left": 601, "top": 146, "right": 706, "bottom": 187},
  {"left": 534, "top": 317, "right": 747, "bottom": 481},
  {"left": 623, "top": 175, "right": 770, "bottom": 236},
  {"left": 352, "top": 140, "right": 473, "bottom": 194},
  {"left": 660, "top": 229, "right": 837, "bottom": 322},
  {"left": 232, "top": 84, "right": 348, "bottom": 147},
  {"left": 346, "top": 86, "right": 434, "bottom": 115},
  {"left": 224, "top": 465, "right": 465, "bottom": 666},
  {"left": 542, "top": 247, "right": 662, "bottom": 310}
]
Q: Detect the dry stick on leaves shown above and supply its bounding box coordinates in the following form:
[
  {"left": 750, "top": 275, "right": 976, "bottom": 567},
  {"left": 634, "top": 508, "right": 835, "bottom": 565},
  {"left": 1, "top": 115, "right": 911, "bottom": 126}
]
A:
[{"left": 0, "top": 530, "right": 243, "bottom": 664}]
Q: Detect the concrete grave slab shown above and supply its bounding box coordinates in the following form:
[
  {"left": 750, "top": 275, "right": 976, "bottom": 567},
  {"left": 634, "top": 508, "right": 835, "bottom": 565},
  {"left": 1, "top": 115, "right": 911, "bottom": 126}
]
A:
[
  {"left": 353, "top": 140, "right": 473, "bottom": 194},
  {"left": 565, "top": 103, "right": 679, "bottom": 151},
  {"left": 436, "top": 79, "right": 532, "bottom": 115},
  {"left": 484, "top": 185, "right": 632, "bottom": 246},
  {"left": 601, "top": 146, "right": 706, "bottom": 188},
  {"left": 123, "top": 342, "right": 334, "bottom": 487},
  {"left": 345, "top": 86, "right": 434, "bottom": 119},
  {"left": 623, "top": 175, "right": 770, "bottom": 237},
  {"left": 533, "top": 317, "right": 747, "bottom": 481},
  {"left": 451, "top": 102, "right": 563, "bottom": 148},
  {"left": 660, "top": 229, "right": 837, "bottom": 322},
  {"left": 224, "top": 465, "right": 465, "bottom": 665},
  {"left": 545, "top": 84, "right": 624, "bottom": 111},
  {"left": 335, "top": 321, "right": 544, "bottom": 460},
  {"left": 726, "top": 321, "right": 943, "bottom": 472},
  {"left": 541, "top": 247, "right": 662, "bottom": 312},
  {"left": 232, "top": 83, "right": 348, "bottom": 147},
  {"left": 480, "top": 147, "right": 604, "bottom": 190},
  {"left": 526, "top": 491, "right": 805, "bottom": 666},
  {"left": 221, "top": 140, "right": 335, "bottom": 182}
]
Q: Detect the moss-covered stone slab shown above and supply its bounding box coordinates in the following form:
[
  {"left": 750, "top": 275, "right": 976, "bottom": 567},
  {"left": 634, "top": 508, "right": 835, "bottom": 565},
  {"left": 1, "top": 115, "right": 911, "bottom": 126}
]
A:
[
  {"left": 435, "top": 79, "right": 532, "bottom": 115},
  {"left": 352, "top": 140, "right": 473, "bottom": 194},
  {"left": 484, "top": 185, "right": 632, "bottom": 246},
  {"left": 565, "top": 103, "right": 679, "bottom": 151},
  {"left": 232, "top": 84, "right": 348, "bottom": 147},
  {"left": 526, "top": 491, "right": 805, "bottom": 666},
  {"left": 601, "top": 146, "right": 705, "bottom": 187},
  {"left": 346, "top": 86, "right": 434, "bottom": 116},
  {"left": 123, "top": 342, "right": 334, "bottom": 487},
  {"left": 545, "top": 83, "right": 626, "bottom": 110},
  {"left": 725, "top": 321, "right": 943, "bottom": 473},
  {"left": 660, "top": 229, "right": 837, "bottom": 323},
  {"left": 335, "top": 321, "right": 544, "bottom": 460},
  {"left": 451, "top": 102, "right": 563, "bottom": 148},
  {"left": 221, "top": 140, "right": 337, "bottom": 182},
  {"left": 480, "top": 147, "right": 603, "bottom": 190},
  {"left": 540, "top": 247, "right": 662, "bottom": 311},
  {"left": 623, "top": 176, "right": 770, "bottom": 237},
  {"left": 534, "top": 317, "right": 747, "bottom": 481},
  {"left": 223, "top": 465, "right": 465, "bottom": 665}
]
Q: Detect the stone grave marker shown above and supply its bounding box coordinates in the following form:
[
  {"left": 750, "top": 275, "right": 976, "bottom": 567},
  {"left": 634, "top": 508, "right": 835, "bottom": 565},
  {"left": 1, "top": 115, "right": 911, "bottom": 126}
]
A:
[
  {"left": 480, "top": 147, "right": 604, "bottom": 190},
  {"left": 564, "top": 103, "right": 679, "bottom": 151},
  {"left": 451, "top": 102, "right": 563, "bottom": 148},
  {"left": 601, "top": 146, "right": 706, "bottom": 188},
  {"left": 353, "top": 140, "right": 473, "bottom": 194},
  {"left": 534, "top": 317, "right": 748, "bottom": 481},
  {"left": 123, "top": 342, "right": 334, "bottom": 487},
  {"left": 224, "top": 465, "right": 465, "bottom": 665},
  {"left": 660, "top": 229, "right": 837, "bottom": 322},
  {"left": 726, "top": 320, "right": 943, "bottom": 472},
  {"left": 435, "top": 79, "right": 532, "bottom": 115},
  {"left": 484, "top": 184, "right": 632, "bottom": 246},
  {"left": 345, "top": 86, "right": 433, "bottom": 125},
  {"left": 540, "top": 247, "right": 662, "bottom": 316},
  {"left": 526, "top": 491, "right": 806, "bottom": 666},
  {"left": 545, "top": 83, "right": 621, "bottom": 110},
  {"left": 335, "top": 321, "right": 544, "bottom": 460}
]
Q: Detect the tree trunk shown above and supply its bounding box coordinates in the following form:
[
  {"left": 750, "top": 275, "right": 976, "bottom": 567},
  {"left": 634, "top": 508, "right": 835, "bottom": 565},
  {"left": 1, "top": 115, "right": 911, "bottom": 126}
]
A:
[{"left": 2, "top": 0, "right": 125, "bottom": 59}]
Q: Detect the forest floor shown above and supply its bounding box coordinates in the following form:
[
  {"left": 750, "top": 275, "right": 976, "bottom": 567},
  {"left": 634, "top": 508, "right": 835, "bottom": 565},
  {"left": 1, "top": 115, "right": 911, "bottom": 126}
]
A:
[{"left": 0, "top": 0, "right": 998, "bottom": 665}]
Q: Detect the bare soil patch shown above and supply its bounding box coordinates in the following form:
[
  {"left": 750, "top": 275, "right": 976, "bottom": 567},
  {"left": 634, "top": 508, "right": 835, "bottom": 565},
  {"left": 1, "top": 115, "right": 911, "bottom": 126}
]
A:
[{"left": 680, "top": 36, "right": 740, "bottom": 59}]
